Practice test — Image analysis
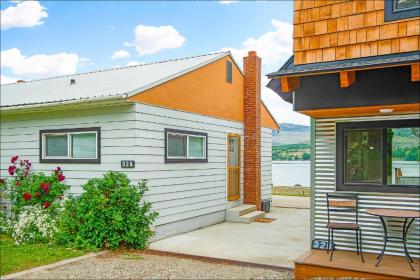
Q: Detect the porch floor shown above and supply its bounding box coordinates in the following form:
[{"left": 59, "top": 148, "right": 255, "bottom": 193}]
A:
[{"left": 295, "top": 249, "right": 420, "bottom": 280}]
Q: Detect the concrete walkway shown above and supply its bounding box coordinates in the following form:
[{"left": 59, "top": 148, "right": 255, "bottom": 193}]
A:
[{"left": 150, "top": 203, "right": 310, "bottom": 269}]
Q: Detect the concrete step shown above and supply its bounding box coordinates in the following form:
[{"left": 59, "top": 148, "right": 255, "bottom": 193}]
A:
[
  {"left": 239, "top": 211, "right": 265, "bottom": 223},
  {"left": 226, "top": 204, "right": 265, "bottom": 223},
  {"left": 226, "top": 204, "right": 257, "bottom": 222}
]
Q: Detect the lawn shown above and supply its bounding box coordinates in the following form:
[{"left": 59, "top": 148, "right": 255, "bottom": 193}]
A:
[
  {"left": 272, "top": 186, "right": 310, "bottom": 197},
  {"left": 0, "top": 234, "right": 86, "bottom": 276}
]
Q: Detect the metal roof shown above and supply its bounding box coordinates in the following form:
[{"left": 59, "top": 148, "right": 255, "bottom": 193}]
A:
[
  {"left": 1, "top": 51, "right": 231, "bottom": 108},
  {"left": 266, "top": 51, "right": 420, "bottom": 78}
]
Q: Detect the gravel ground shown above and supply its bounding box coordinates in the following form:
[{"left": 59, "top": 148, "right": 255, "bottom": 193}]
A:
[{"left": 17, "top": 252, "right": 294, "bottom": 280}]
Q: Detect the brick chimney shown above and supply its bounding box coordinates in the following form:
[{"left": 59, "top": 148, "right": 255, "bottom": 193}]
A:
[{"left": 243, "top": 51, "right": 262, "bottom": 210}]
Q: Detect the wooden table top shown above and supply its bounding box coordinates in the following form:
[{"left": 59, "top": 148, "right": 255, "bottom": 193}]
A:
[{"left": 366, "top": 208, "right": 420, "bottom": 218}]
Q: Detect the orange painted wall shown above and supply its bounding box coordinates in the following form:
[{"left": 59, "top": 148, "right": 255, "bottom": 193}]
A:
[{"left": 129, "top": 56, "right": 279, "bottom": 130}]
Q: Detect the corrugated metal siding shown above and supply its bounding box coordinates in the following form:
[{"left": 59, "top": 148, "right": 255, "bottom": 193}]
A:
[{"left": 314, "top": 114, "right": 420, "bottom": 258}]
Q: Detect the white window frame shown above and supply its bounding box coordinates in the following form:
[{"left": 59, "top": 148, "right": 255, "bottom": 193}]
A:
[{"left": 40, "top": 127, "right": 100, "bottom": 163}]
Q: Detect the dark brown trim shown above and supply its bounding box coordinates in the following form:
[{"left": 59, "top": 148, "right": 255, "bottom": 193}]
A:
[
  {"left": 336, "top": 119, "right": 419, "bottom": 194},
  {"left": 164, "top": 128, "right": 208, "bottom": 163},
  {"left": 39, "top": 127, "right": 101, "bottom": 164}
]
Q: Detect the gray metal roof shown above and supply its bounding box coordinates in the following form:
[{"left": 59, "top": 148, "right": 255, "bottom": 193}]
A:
[
  {"left": 1, "top": 51, "right": 231, "bottom": 108},
  {"left": 266, "top": 51, "right": 420, "bottom": 78}
]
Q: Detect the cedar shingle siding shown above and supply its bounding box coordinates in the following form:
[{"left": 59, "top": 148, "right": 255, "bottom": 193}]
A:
[{"left": 293, "top": 0, "right": 420, "bottom": 65}]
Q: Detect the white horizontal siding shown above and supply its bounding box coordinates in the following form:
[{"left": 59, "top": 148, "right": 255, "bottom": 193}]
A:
[
  {"left": 0, "top": 102, "right": 274, "bottom": 227},
  {"left": 313, "top": 114, "right": 420, "bottom": 258},
  {"left": 262, "top": 127, "right": 273, "bottom": 201}
]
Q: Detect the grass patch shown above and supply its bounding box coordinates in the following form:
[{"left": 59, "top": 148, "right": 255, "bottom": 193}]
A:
[
  {"left": 272, "top": 186, "right": 310, "bottom": 197},
  {"left": 121, "top": 253, "right": 143, "bottom": 260},
  {"left": 0, "top": 234, "right": 86, "bottom": 276}
]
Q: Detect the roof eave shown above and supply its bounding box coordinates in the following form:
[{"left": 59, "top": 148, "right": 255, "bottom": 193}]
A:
[{"left": 0, "top": 94, "right": 129, "bottom": 114}]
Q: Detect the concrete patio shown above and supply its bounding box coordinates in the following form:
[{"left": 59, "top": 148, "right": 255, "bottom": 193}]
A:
[{"left": 150, "top": 197, "right": 310, "bottom": 269}]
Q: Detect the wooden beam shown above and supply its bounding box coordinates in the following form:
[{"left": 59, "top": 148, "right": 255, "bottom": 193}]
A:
[
  {"left": 411, "top": 63, "right": 420, "bottom": 82},
  {"left": 340, "top": 71, "right": 356, "bottom": 88},
  {"left": 298, "top": 103, "right": 420, "bottom": 118},
  {"left": 280, "top": 76, "right": 300, "bottom": 93}
]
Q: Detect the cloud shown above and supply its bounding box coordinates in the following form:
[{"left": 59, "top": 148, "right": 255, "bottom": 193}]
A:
[
  {"left": 0, "top": 74, "right": 20, "bottom": 85},
  {"left": 261, "top": 77, "right": 310, "bottom": 126},
  {"left": 219, "top": 1, "right": 239, "bottom": 4},
  {"left": 221, "top": 19, "right": 292, "bottom": 66},
  {"left": 126, "top": 61, "right": 145, "bottom": 67},
  {"left": 110, "top": 50, "right": 130, "bottom": 59},
  {"left": 1, "top": 48, "right": 80, "bottom": 79},
  {"left": 123, "top": 42, "right": 132, "bottom": 48},
  {"left": 133, "top": 24, "right": 186, "bottom": 55},
  {"left": 1, "top": 1, "right": 48, "bottom": 29}
]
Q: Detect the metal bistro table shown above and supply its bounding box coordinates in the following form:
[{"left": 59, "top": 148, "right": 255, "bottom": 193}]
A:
[{"left": 366, "top": 208, "right": 420, "bottom": 271}]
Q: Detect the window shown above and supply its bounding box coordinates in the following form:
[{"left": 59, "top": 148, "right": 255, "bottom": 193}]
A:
[
  {"left": 385, "top": 0, "right": 420, "bottom": 21},
  {"left": 336, "top": 119, "right": 419, "bottom": 193},
  {"left": 165, "top": 128, "right": 207, "bottom": 163},
  {"left": 40, "top": 127, "right": 100, "bottom": 163}
]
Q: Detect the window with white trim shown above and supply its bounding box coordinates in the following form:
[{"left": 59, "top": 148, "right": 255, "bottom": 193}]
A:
[
  {"left": 165, "top": 128, "right": 207, "bottom": 163},
  {"left": 40, "top": 127, "right": 100, "bottom": 163}
]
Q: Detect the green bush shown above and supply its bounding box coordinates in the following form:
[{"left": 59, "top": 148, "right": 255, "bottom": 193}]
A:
[{"left": 57, "top": 172, "right": 158, "bottom": 250}]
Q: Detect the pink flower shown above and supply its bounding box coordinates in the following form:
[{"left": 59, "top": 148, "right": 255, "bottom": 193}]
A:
[
  {"left": 54, "top": 167, "right": 61, "bottom": 175},
  {"left": 10, "top": 156, "right": 19, "bottom": 164},
  {"left": 24, "top": 170, "right": 29, "bottom": 177},
  {"left": 40, "top": 182, "right": 50, "bottom": 193},
  {"left": 23, "top": 192, "right": 32, "bottom": 201},
  {"left": 58, "top": 174, "right": 65, "bottom": 182},
  {"left": 8, "top": 166, "right": 16, "bottom": 176},
  {"left": 43, "top": 201, "right": 51, "bottom": 209},
  {"left": 35, "top": 192, "right": 41, "bottom": 198},
  {"left": 15, "top": 181, "right": 21, "bottom": 186}
]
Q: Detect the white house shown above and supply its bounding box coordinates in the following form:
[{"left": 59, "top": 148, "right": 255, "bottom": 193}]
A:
[{"left": 0, "top": 51, "right": 279, "bottom": 239}]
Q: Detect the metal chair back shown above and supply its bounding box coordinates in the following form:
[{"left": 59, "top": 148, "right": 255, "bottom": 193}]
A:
[{"left": 326, "top": 193, "right": 359, "bottom": 225}]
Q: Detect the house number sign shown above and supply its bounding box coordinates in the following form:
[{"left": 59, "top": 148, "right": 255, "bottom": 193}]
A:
[
  {"left": 311, "top": 239, "right": 334, "bottom": 250},
  {"left": 121, "top": 160, "right": 135, "bottom": 168}
]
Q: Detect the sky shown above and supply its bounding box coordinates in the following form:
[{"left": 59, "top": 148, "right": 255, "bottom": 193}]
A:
[{"left": 0, "top": 0, "right": 309, "bottom": 125}]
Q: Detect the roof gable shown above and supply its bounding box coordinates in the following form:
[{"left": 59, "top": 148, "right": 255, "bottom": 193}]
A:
[{"left": 0, "top": 52, "right": 230, "bottom": 108}]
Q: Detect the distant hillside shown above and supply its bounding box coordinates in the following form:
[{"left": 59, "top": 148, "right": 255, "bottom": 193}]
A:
[
  {"left": 273, "top": 123, "right": 310, "bottom": 146},
  {"left": 272, "top": 123, "right": 310, "bottom": 160}
]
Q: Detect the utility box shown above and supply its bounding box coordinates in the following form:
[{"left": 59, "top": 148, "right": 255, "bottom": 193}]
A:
[{"left": 261, "top": 199, "right": 271, "bottom": 213}]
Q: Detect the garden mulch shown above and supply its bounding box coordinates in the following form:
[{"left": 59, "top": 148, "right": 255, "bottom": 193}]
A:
[{"left": 14, "top": 251, "right": 294, "bottom": 279}]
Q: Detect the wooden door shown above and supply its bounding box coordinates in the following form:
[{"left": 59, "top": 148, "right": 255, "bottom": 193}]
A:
[{"left": 227, "top": 134, "right": 240, "bottom": 201}]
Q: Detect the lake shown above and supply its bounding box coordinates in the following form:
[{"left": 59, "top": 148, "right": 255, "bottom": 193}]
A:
[
  {"left": 272, "top": 161, "right": 310, "bottom": 187},
  {"left": 272, "top": 160, "right": 420, "bottom": 187}
]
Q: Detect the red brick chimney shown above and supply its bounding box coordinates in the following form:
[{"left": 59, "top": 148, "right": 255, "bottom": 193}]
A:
[{"left": 243, "top": 51, "right": 262, "bottom": 210}]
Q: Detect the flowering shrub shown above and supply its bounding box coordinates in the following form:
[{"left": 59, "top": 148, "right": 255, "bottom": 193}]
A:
[
  {"left": 9, "top": 205, "right": 60, "bottom": 244},
  {"left": 57, "top": 172, "right": 158, "bottom": 250},
  {"left": 4, "top": 156, "right": 69, "bottom": 213}
]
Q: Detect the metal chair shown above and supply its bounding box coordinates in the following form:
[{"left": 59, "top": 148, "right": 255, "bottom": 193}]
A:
[{"left": 326, "top": 193, "right": 364, "bottom": 263}]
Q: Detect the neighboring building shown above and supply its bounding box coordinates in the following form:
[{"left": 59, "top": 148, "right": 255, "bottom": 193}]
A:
[
  {"left": 267, "top": 0, "right": 419, "bottom": 278},
  {"left": 0, "top": 51, "right": 279, "bottom": 239}
]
